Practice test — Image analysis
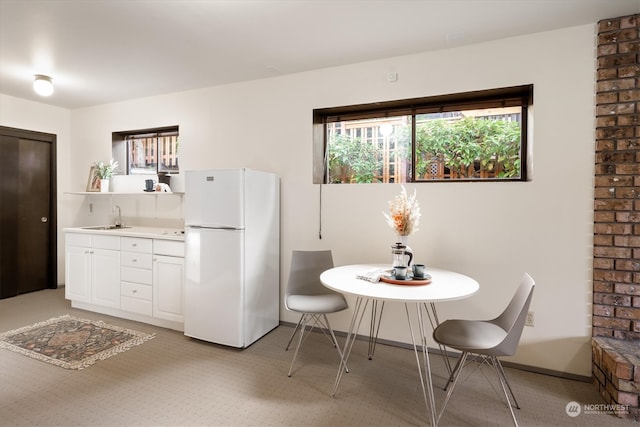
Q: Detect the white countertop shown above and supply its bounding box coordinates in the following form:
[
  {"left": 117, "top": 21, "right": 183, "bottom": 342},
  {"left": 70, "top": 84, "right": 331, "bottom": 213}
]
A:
[{"left": 64, "top": 226, "right": 185, "bottom": 241}]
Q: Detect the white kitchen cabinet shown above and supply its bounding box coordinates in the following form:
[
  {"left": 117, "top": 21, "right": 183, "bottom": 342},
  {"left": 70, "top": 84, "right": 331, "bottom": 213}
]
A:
[
  {"left": 64, "top": 228, "right": 184, "bottom": 331},
  {"left": 153, "top": 239, "right": 185, "bottom": 322},
  {"left": 65, "top": 233, "right": 120, "bottom": 309},
  {"left": 91, "top": 248, "right": 121, "bottom": 308},
  {"left": 153, "top": 254, "right": 184, "bottom": 322},
  {"left": 65, "top": 245, "right": 91, "bottom": 302},
  {"left": 120, "top": 237, "right": 153, "bottom": 316}
]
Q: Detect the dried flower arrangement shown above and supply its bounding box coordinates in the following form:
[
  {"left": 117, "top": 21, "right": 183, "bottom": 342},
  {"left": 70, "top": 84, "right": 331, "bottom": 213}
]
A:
[{"left": 383, "top": 185, "right": 421, "bottom": 236}]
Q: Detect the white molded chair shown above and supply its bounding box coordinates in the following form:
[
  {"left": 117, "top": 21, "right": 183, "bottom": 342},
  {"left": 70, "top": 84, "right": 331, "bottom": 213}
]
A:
[
  {"left": 433, "top": 273, "right": 535, "bottom": 426},
  {"left": 285, "top": 250, "right": 348, "bottom": 377}
]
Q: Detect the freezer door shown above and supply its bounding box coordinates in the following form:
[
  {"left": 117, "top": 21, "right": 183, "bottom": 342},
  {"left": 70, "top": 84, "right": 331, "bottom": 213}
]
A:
[
  {"left": 184, "top": 169, "right": 245, "bottom": 228},
  {"left": 184, "top": 227, "right": 245, "bottom": 347}
]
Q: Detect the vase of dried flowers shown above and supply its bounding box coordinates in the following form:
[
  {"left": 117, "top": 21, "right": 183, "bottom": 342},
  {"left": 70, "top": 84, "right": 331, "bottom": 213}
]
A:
[
  {"left": 383, "top": 185, "right": 421, "bottom": 237},
  {"left": 384, "top": 186, "right": 421, "bottom": 266}
]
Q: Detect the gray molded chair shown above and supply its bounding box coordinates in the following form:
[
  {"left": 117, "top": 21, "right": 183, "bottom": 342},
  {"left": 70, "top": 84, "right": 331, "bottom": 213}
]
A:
[
  {"left": 285, "top": 250, "right": 348, "bottom": 377},
  {"left": 433, "top": 273, "right": 535, "bottom": 426}
]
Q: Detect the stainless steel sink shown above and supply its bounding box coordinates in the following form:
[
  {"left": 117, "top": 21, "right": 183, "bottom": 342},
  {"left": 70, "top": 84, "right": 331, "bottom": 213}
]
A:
[{"left": 81, "top": 225, "right": 132, "bottom": 230}]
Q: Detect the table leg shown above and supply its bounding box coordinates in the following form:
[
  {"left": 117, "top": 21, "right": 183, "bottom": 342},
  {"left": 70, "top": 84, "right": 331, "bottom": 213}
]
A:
[
  {"left": 332, "top": 297, "right": 369, "bottom": 397},
  {"left": 367, "top": 300, "right": 385, "bottom": 360},
  {"left": 405, "top": 303, "right": 438, "bottom": 427}
]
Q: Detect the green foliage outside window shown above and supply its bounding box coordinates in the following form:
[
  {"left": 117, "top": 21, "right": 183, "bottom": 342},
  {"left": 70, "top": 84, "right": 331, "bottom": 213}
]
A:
[
  {"left": 415, "top": 117, "right": 521, "bottom": 179},
  {"left": 327, "top": 115, "right": 521, "bottom": 183},
  {"left": 328, "top": 133, "right": 381, "bottom": 183}
]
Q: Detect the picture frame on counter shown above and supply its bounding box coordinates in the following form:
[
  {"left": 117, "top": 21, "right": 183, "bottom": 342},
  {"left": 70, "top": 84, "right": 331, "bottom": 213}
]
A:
[{"left": 86, "top": 166, "right": 100, "bottom": 192}]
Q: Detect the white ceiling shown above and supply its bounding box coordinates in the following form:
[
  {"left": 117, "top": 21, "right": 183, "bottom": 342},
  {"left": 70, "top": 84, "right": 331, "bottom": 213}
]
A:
[{"left": 1, "top": 0, "right": 638, "bottom": 109}]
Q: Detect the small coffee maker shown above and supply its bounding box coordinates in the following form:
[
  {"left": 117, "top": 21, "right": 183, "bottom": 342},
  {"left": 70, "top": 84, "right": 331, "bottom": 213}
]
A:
[{"left": 391, "top": 242, "right": 413, "bottom": 268}]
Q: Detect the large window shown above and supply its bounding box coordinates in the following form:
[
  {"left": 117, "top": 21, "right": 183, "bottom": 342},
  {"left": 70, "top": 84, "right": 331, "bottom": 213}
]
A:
[
  {"left": 313, "top": 85, "right": 532, "bottom": 184},
  {"left": 112, "top": 126, "right": 179, "bottom": 175}
]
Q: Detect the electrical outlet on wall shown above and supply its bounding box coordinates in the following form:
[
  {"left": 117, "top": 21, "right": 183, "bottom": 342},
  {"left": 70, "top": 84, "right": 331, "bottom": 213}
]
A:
[{"left": 525, "top": 311, "right": 534, "bottom": 327}]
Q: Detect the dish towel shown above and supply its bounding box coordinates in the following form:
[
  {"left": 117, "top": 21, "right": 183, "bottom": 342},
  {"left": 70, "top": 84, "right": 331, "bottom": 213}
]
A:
[{"left": 356, "top": 268, "right": 387, "bottom": 283}]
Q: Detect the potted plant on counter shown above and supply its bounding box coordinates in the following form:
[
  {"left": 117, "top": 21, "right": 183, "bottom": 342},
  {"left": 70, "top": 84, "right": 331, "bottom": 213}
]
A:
[{"left": 95, "top": 159, "right": 119, "bottom": 192}]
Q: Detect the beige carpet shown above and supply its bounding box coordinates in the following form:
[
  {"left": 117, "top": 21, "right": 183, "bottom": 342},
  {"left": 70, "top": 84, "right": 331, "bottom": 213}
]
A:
[{"left": 0, "top": 288, "right": 634, "bottom": 426}]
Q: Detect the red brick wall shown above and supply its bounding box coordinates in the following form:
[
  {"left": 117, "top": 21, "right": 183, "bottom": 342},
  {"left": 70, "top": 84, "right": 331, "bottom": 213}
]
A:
[
  {"left": 594, "top": 13, "right": 640, "bottom": 341},
  {"left": 592, "top": 338, "right": 639, "bottom": 420}
]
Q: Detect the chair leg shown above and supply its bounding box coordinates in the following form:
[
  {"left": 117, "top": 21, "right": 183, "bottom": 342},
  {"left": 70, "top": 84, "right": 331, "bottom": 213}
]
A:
[
  {"left": 437, "top": 351, "right": 468, "bottom": 423},
  {"left": 313, "top": 314, "right": 341, "bottom": 348},
  {"left": 285, "top": 315, "right": 305, "bottom": 351},
  {"left": 491, "top": 356, "right": 519, "bottom": 426},
  {"left": 288, "top": 314, "right": 309, "bottom": 377},
  {"left": 287, "top": 313, "right": 347, "bottom": 377},
  {"left": 443, "top": 352, "right": 465, "bottom": 391},
  {"left": 493, "top": 357, "right": 520, "bottom": 409},
  {"left": 439, "top": 353, "right": 521, "bottom": 426},
  {"left": 290, "top": 314, "right": 333, "bottom": 351}
]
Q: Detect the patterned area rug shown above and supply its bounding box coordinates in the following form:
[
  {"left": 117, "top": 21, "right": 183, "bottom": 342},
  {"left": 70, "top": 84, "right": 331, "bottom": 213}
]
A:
[{"left": 0, "top": 314, "right": 155, "bottom": 370}]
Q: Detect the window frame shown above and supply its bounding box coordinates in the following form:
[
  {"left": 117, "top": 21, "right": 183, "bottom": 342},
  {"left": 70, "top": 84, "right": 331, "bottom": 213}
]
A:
[
  {"left": 112, "top": 125, "right": 179, "bottom": 176},
  {"left": 313, "top": 85, "right": 533, "bottom": 184}
]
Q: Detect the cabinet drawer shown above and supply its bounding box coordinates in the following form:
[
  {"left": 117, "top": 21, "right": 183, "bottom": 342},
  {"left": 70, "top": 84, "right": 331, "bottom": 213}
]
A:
[
  {"left": 92, "top": 235, "right": 120, "bottom": 250},
  {"left": 66, "top": 233, "right": 91, "bottom": 247},
  {"left": 121, "top": 296, "right": 152, "bottom": 316},
  {"left": 154, "top": 240, "right": 184, "bottom": 257},
  {"left": 121, "top": 281, "right": 152, "bottom": 300},
  {"left": 121, "top": 252, "right": 153, "bottom": 269},
  {"left": 121, "top": 266, "right": 153, "bottom": 285},
  {"left": 121, "top": 237, "right": 152, "bottom": 253}
]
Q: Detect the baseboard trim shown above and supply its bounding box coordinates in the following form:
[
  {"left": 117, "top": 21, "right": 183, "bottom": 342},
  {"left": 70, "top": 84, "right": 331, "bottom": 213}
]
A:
[{"left": 278, "top": 320, "right": 592, "bottom": 383}]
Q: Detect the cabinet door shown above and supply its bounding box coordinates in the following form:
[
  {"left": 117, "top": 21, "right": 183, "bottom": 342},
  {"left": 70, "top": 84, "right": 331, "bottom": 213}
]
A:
[
  {"left": 92, "top": 248, "right": 121, "bottom": 308},
  {"left": 153, "top": 255, "right": 184, "bottom": 322},
  {"left": 65, "top": 246, "right": 91, "bottom": 303}
]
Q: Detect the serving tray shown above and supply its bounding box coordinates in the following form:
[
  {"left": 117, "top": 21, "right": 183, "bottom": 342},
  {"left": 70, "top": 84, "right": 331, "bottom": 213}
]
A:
[{"left": 380, "top": 275, "right": 431, "bottom": 286}]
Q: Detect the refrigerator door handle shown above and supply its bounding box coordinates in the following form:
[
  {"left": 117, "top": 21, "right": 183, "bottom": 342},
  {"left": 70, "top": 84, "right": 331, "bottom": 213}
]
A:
[{"left": 187, "top": 225, "right": 241, "bottom": 230}]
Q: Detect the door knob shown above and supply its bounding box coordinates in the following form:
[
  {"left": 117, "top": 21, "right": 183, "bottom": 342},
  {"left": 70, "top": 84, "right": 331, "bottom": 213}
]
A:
[{"left": 41, "top": 217, "right": 48, "bottom": 223}]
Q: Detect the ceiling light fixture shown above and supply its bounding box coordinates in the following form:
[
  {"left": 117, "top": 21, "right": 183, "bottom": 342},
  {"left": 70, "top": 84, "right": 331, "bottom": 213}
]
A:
[{"left": 33, "top": 74, "right": 54, "bottom": 96}]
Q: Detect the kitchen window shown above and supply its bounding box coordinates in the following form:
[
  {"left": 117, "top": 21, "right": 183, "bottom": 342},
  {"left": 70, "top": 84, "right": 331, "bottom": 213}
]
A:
[
  {"left": 313, "top": 85, "right": 532, "bottom": 184},
  {"left": 112, "top": 126, "right": 179, "bottom": 175}
]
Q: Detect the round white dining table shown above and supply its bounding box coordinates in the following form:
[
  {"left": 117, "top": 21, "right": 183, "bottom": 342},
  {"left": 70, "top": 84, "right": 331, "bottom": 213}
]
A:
[{"left": 320, "top": 264, "right": 480, "bottom": 427}]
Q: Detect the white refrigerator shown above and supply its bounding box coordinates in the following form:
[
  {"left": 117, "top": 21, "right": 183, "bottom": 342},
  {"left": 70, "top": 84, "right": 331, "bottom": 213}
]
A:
[{"left": 183, "top": 169, "right": 280, "bottom": 348}]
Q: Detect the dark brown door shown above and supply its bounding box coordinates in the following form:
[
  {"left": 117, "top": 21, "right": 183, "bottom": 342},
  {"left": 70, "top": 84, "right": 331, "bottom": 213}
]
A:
[{"left": 0, "top": 126, "right": 57, "bottom": 298}]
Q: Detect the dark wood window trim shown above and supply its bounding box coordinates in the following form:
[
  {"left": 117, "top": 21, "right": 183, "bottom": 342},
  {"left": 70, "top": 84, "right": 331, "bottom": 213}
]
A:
[
  {"left": 313, "top": 85, "right": 533, "bottom": 184},
  {"left": 112, "top": 125, "right": 179, "bottom": 175}
]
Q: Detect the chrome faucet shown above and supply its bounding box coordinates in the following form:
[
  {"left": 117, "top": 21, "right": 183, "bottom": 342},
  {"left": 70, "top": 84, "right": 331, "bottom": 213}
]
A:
[{"left": 114, "top": 205, "right": 123, "bottom": 227}]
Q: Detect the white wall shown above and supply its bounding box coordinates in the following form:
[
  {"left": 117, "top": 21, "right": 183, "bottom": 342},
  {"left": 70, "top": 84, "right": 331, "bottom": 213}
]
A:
[{"left": 1, "top": 23, "right": 597, "bottom": 376}]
